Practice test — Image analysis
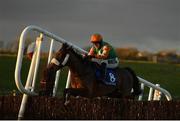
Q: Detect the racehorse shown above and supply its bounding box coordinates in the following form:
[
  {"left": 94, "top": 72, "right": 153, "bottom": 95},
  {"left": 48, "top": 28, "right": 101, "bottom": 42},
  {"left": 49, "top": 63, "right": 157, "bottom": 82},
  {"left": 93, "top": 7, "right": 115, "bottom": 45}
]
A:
[{"left": 40, "top": 43, "right": 141, "bottom": 102}]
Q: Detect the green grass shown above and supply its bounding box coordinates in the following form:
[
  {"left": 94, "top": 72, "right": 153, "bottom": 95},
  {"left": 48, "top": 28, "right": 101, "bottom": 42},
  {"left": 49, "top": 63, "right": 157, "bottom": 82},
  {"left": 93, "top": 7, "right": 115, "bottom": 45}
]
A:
[
  {"left": 0, "top": 55, "right": 179, "bottom": 100},
  {"left": 120, "top": 60, "right": 180, "bottom": 99}
]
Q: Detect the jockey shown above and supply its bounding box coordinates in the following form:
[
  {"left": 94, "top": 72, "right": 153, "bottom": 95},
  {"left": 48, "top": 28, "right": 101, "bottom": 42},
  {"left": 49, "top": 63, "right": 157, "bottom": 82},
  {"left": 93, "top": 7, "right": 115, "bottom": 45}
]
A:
[
  {"left": 86, "top": 33, "right": 119, "bottom": 80},
  {"left": 26, "top": 42, "right": 36, "bottom": 60}
]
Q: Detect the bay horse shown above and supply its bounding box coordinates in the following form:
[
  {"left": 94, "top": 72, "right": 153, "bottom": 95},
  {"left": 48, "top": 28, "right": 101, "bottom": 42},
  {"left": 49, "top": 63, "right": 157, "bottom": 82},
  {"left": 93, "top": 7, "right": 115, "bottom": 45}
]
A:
[{"left": 40, "top": 43, "right": 141, "bottom": 101}]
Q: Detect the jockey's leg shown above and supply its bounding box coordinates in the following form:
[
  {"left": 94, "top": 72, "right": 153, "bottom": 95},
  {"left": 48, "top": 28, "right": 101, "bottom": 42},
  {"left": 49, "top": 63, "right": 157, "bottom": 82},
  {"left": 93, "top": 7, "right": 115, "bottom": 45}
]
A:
[{"left": 100, "top": 62, "right": 107, "bottom": 80}]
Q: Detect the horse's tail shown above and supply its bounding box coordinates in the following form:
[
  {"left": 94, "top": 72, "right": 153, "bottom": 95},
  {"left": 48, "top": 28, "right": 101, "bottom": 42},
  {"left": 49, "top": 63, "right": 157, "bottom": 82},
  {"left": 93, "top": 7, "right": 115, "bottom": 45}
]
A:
[{"left": 124, "top": 67, "right": 142, "bottom": 96}]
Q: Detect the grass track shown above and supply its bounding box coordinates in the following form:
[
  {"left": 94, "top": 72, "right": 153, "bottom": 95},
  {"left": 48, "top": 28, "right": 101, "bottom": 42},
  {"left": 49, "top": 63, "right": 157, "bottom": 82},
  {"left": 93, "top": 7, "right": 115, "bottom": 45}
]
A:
[{"left": 0, "top": 55, "right": 179, "bottom": 100}]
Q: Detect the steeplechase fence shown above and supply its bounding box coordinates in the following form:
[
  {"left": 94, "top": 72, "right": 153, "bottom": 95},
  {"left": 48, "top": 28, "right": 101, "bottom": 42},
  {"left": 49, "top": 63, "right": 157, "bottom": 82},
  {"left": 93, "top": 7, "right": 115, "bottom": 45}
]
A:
[{"left": 0, "top": 96, "right": 179, "bottom": 120}]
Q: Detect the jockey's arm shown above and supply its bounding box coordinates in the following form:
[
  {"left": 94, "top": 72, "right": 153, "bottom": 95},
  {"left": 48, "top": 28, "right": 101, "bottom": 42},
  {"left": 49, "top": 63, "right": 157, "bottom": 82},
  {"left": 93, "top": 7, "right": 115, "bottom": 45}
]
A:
[
  {"left": 88, "top": 47, "right": 95, "bottom": 58},
  {"left": 95, "top": 45, "right": 110, "bottom": 59}
]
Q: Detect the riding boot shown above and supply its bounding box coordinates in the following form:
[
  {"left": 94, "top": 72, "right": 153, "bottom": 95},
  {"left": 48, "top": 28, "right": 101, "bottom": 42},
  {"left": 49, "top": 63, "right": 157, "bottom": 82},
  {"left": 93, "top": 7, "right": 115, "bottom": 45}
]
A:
[{"left": 100, "top": 63, "right": 107, "bottom": 81}]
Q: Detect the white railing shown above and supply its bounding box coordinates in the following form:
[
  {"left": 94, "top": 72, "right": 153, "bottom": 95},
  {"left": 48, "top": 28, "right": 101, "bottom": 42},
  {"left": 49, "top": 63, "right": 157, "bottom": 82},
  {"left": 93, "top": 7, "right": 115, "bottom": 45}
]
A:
[
  {"left": 15, "top": 25, "right": 87, "bottom": 96},
  {"left": 15, "top": 25, "right": 87, "bottom": 119},
  {"left": 15, "top": 25, "right": 172, "bottom": 119},
  {"left": 137, "top": 77, "right": 172, "bottom": 101}
]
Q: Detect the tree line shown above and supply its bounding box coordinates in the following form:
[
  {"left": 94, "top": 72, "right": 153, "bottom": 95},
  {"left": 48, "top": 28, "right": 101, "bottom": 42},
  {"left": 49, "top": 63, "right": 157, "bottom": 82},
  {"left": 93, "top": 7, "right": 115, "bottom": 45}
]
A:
[{"left": 1, "top": 39, "right": 180, "bottom": 64}]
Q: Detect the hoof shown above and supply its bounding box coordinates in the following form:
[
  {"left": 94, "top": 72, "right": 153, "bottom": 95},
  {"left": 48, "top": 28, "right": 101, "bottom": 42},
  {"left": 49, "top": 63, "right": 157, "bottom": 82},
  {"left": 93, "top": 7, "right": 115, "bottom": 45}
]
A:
[
  {"left": 97, "top": 97, "right": 101, "bottom": 99},
  {"left": 76, "top": 96, "right": 80, "bottom": 98},
  {"left": 64, "top": 100, "right": 70, "bottom": 106}
]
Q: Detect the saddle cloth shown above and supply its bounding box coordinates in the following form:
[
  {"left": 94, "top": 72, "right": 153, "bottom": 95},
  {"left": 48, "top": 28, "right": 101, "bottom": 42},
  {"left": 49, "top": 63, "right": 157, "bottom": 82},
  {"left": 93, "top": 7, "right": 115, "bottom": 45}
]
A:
[{"left": 95, "top": 68, "right": 117, "bottom": 86}]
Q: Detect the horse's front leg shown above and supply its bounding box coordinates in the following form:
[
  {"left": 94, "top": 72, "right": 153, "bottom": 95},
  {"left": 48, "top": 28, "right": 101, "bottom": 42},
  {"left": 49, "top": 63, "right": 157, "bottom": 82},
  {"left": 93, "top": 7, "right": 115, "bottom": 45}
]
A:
[
  {"left": 40, "top": 63, "right": 60, "bottom": 96},
  {"left": 39, "top": 49, "right": 63, "bottom": 96},
  {"left": 63, "top": 88, "right": 71, "bottom": 106}
]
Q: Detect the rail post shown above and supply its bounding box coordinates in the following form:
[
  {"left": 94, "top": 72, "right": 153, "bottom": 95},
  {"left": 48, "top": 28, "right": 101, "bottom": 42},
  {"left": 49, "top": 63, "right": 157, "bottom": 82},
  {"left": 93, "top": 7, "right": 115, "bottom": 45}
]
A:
[
  {"left": 18, "top": 33, "right": 43, "bottom": 119},
  {"left": 138, "top": 77, "right": 172, "bottom": 101}
]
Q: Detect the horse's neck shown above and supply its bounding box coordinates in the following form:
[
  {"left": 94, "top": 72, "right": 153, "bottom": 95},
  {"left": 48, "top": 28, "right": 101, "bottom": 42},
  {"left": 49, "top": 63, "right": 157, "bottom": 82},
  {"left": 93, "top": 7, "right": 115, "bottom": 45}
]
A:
[
  {"left": 67, "top": 50, "right": 98, "bottom": 96},
  {"left": 68, "top": 51, "right": 93, "bottom": 78}
]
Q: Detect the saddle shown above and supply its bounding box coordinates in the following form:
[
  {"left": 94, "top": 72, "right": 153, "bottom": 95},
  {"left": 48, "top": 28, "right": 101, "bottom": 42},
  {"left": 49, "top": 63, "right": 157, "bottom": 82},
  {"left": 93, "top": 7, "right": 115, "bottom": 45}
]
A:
[{"left": 95, "top": 65, "right": 118, "bottom": 86}]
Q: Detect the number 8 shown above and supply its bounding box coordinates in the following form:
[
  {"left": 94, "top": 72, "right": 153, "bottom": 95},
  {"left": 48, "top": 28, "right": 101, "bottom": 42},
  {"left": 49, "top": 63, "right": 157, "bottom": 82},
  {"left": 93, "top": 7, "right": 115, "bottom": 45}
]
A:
[{"left": 109, "top": 73, "right": 116, "bottom": 82}]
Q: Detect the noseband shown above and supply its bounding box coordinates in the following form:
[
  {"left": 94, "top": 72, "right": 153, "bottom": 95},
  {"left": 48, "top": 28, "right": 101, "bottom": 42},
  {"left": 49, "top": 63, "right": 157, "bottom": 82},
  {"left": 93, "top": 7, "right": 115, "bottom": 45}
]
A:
[
  {"left": 61, "top": 54, "right": 70, "bottom": 66},
  {"left": 50, "top": 53, "right": 70, "bottom": 67}
]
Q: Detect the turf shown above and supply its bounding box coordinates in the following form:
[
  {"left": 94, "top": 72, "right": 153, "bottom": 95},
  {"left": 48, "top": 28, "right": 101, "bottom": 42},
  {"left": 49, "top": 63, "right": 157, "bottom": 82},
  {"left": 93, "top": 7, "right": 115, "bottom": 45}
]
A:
[{"left": 0, "top": 55, "right": 179, "bottom": 100}]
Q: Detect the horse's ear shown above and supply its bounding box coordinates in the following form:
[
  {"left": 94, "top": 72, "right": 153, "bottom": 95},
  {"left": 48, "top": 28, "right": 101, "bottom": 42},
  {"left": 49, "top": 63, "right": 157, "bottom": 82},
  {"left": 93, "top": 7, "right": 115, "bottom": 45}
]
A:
[
  {"left": 61, "top": 43, "right": 68, "bottom": 50},
  {"left": 63, "top": 43, "right": 68, "bottom": 48},
  {"left": 62, "top": 43, "right": 72, "bottom": 51}
]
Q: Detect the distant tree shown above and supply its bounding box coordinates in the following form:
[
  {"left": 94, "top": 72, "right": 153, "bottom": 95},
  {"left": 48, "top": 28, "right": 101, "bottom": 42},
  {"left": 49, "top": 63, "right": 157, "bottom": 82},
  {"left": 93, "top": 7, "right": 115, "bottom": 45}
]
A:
[
  {"left": 116, "top": 47, "right": 139, "bottom": 60},
  {"left": 156, "top": 50, "right": 177, "bottom": 57},
  {"left": 3, "top": 36, "right": 33, "bottom": 54},
  {"left": 156, "top": 50, "right": 179, "bottom": 63},
  {"left": 0, "top": 41, "right": 4, "bottom": 48},
  {"left": 0, "top": 41, "right": 4, "bottom": 52}
]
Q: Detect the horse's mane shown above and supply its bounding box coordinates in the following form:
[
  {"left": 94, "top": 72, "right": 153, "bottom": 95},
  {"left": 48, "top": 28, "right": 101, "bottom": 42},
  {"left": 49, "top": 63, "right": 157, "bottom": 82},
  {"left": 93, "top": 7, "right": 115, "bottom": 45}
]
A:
[
  {"left": 70, "top": 48, "right": 99, "bottom": 69},
  {"left": 68, "top": 46, "right": 89, "bottom": 63},
  {"left": 68, "top": 47, "right": 81, "bottom": 58}
]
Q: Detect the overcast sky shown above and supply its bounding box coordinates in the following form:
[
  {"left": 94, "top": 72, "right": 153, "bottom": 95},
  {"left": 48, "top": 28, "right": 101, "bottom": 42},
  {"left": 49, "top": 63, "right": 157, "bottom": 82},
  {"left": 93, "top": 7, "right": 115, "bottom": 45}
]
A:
[{"left": 0, "top": 0, "right": 180, "bottom": 52}]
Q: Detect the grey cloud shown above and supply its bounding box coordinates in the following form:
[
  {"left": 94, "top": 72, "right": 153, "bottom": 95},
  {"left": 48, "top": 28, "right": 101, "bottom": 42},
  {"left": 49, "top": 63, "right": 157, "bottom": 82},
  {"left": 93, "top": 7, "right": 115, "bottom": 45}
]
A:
[{"left": 0, "top": 0, "right": 179, "bottom": 52}]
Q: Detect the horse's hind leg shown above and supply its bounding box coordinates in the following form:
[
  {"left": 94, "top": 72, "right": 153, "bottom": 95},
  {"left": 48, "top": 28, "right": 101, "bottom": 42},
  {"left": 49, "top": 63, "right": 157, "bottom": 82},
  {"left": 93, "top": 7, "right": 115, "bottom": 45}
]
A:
[
  {"left": 124, "top": 67, "right": 142, "bottom": 96},
  {"left": 63, "top": 88, "right": 88, "bottom": 105},
  {"left": 106, "top": 89, "right": 123, "bottom": 98}
]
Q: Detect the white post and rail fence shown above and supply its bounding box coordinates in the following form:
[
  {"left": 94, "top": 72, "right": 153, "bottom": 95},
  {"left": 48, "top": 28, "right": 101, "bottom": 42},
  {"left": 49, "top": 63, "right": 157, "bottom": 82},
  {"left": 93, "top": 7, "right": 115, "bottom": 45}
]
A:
[{"left": 15, "top": 25, "right": 172, "bottom": 119}]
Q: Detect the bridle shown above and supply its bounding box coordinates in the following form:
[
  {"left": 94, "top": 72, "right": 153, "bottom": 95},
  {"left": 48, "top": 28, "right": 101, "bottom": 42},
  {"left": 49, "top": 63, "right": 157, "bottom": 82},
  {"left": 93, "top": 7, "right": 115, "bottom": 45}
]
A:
[
  {"left": 61, "top": 54, "right": 70, "bottom": 66},
  {"left": 50, "top": 43, "right": 71, "bottom": 67}
]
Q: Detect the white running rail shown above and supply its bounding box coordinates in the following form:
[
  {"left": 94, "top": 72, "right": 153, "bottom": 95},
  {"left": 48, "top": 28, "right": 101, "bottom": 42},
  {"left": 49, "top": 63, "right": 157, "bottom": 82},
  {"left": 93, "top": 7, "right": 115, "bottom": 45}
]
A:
[
  {"left": 15, "top": 25, "right": 87, "bottom": 95},
  {"left": 15, "top": 25, "right": 172, "bottom": 119},
  {"left": 137, "top": 77, "right": 172, "bottom": 101},
  {"left": 15, "top": 25, "right": 87, "bottom": 119}
]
